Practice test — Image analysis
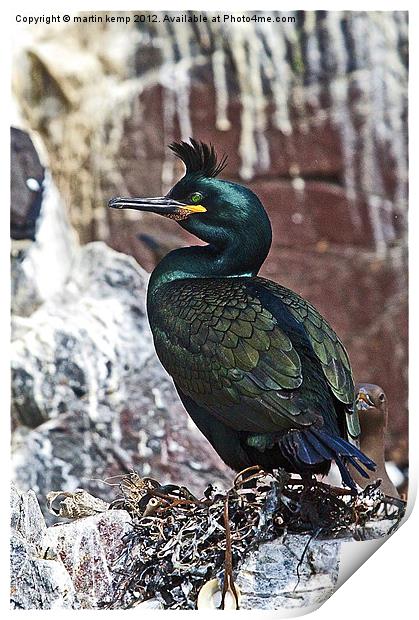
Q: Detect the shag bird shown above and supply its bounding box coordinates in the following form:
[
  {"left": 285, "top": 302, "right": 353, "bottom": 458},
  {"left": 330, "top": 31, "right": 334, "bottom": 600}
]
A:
[
  {"left": 349, "top": 383, "right": 399, "bottom": 498},
  {"left": 109, "top": 139, "right": 375, "bottom": 491}
]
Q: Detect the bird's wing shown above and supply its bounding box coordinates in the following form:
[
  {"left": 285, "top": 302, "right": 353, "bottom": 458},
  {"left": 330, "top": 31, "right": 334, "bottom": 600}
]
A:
[
  {"left": 150, "top": 277, "right": 337, "bottom": 434},
  {"left": 252, "top": 277, "right": 360, "bottom": 439}
]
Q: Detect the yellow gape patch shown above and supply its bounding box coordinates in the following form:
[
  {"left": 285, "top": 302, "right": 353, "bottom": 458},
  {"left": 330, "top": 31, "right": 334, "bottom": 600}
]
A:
[
  {"left": 184, "top": 204, "right": 207, "bottom": 213},
  {"left": 165, "top": 204, "right": 207, "bottom": 221}
]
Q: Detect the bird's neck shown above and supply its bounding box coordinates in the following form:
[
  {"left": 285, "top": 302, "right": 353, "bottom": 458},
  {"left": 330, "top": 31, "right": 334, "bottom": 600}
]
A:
[
  {"left": 148, "top": 235, "right": 270, "bottom": 295},
  {"left": 360, "top": 418, "right": 386, "bottom": 464}
]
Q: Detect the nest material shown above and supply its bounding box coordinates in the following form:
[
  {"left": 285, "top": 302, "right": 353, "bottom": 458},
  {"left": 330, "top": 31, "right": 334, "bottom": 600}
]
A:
[{"left": 102, "top": 468, "right": 405, "bottom": 609}]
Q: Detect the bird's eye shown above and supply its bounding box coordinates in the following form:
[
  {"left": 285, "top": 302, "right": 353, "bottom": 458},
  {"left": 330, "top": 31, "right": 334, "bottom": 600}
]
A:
[
  {"left": 379, "top": 393, "right": 385, "bottom": 402},
  {"left": 190, "top": 192, "right": 203, "bottom": 204}
]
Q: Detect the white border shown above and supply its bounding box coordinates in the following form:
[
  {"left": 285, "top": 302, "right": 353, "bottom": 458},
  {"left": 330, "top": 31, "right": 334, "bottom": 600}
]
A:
[{"left": 2, "top": 2, "right": 416, "bottom": 617}]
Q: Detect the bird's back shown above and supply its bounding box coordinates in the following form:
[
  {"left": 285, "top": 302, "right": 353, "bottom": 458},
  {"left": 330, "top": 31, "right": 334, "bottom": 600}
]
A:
[{"left": 147, "top": 275, "right": 359, "bottom": 444}]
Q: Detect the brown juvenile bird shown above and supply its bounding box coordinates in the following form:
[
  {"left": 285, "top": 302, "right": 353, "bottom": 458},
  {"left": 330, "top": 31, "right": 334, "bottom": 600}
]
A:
[{"left": 349, "top": 383, "right": 400, "bottom": 498}]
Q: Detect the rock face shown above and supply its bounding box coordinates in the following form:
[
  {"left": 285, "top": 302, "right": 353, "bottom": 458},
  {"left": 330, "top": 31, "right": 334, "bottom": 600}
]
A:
[
  {"left": 11, "top": 141, "right": 78, "bottom": 316},
  {"left": 11, "top": 131, "right": 230, "bottom": 521},
  {"left": 43, "top": 509, "right": 132, "bottom": 608},
  {"left": 237, "top": 535, "right": 340, "bottom": 610},
  {"left": 11, "top": 240, "right": 231, "bottom": 521},
  {"left": 13, "top": 11, "right": 408, "bottom": 468},
  {"left": 10, "top": 483, "right": 79, "bottom": 609},
  {"left": 11, "top": 483, "right": 340, "bottom": 611},
  {"left": 10, "top": 482, "right": 402, "bottom": 610},
  {"left": 10, "top": 483, "right": 133, "bottom": 609}
]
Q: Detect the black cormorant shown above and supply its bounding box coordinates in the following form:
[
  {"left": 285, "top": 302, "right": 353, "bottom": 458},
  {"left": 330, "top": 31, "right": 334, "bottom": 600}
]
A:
[{"left": 109, "top": 139, "right": 375, "bottom": 490}]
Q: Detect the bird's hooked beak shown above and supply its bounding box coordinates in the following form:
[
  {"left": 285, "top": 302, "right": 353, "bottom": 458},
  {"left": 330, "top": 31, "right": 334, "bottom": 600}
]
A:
[
  {"left": 108, "top": 195, "right": 206, "bottom": 220},
  {"left": 355, "top": 390, "right": 375, "bottom": 411}
]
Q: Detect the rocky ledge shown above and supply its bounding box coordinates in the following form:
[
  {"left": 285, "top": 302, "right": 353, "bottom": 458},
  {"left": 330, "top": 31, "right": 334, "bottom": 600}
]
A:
[{"left": 10, "top": 473, "right": 405, "bottom": 610}]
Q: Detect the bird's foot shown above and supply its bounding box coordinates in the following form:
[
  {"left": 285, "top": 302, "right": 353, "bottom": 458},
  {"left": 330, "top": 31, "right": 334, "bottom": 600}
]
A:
[{"left": 220, "top": 492, "right": 240, "bottom": 610}]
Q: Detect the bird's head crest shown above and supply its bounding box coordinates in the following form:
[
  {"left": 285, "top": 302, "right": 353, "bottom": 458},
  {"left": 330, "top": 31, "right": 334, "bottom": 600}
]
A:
[{"left": 169, "top": 139, "right": 228, "bottom": 178}]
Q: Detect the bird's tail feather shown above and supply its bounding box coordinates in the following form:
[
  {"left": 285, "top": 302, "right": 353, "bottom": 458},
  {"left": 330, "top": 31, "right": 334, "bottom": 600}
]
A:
[{"left": 279, "top": 427, "right": 376, "bottom": 491}]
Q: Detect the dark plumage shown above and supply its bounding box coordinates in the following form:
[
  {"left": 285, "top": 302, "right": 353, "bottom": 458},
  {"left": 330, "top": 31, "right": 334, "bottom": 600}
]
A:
[{"left": 109, "top": 139, "right": 375, "bottom": 490}]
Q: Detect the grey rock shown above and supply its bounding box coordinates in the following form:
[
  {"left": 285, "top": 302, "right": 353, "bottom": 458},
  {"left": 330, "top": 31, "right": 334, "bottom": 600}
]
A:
[
  {"left": 10, "top": 483, "right": 79, "bottom": 609},
  {"left": 11, "top": 482, "right": 400, "bottom": 610},
  {"left": 232, "top": 514, "right": 399, "bottom": 610},
  {"left": 10, "top": 483, "right": 132, "bottom": 610},
  {"left": 236, "top": 534, "right": 340, "bottom": 610},
  {"left": 10, "top": 136, "right": 230, "bottom": 511},
  {"left": 11, "top": 241, "right": 150, "bottom": 429},
  {"left": 10, "top": 532, "right": 79, "bottom": 610},
  {"left": 10, "top": 482, "right": 47, "bottom": 548},
  {"left": 44, "top": 509, "right": 132, "bottom": 608},
  {"left": 11, "top": 170, "right": 78, "bottom": 317},
  {"left": 11, "top": 240, "right": 230, "bottom": 523},
  {"left": 350, "top": 518, "right": 402, "bottom": 540}
]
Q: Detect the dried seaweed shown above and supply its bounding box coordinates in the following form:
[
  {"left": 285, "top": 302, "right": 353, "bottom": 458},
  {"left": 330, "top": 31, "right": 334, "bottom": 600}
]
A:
[{"left": 100, "top": 468, "right": 405, "bottom": 609}]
